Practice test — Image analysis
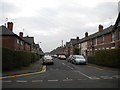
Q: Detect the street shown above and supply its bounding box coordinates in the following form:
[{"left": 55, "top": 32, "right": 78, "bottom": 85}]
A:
[{"left": 1, "top": 58, "right": 120, "bottom": 88}]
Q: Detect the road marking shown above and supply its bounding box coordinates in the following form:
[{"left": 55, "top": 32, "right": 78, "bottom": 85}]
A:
[
  {"left": 16, "top": 80, "right": 27, "bottom": 83},
  {"left": 112, "top": 75, "right": 120, "bottom": 79},
  {"left": 90, "top": 76, "right": 100, "bottom": 80},
  {"left": 74, "top": 71, "right": 92, "bottom": 79},
  {"left": 67, "top": 66, "right": 74, "bottom": 70},
  {"left": 2, "top": 80, "right": 12, "bottom": 83},
  {"left": 100, "top": 76, "right": 113, "bottom": 79},
  {"left": 63, "top": 79, "right": 73, "bottom": 81},
  {"left": 48, "top": 80, "right": 58, "bottom": 82},
  {"left": 32, "top": 80, "right": 43, "bottom": 82},
  {"left": 62, "top": 63, "right": 66, "bottom": 65},
  {"left": 87, "top": 65, "right": 103, "bottom": 70},
  {"left": 0, "top": 65, "right": 46, "bottom": 79},
  {"left": 78, "top": 79, "right": 87, "bottom": 80}
]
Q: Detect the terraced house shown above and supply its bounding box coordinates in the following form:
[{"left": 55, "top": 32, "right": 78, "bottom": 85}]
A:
[
  {"left": 0, "top": 22, "right": 43, "bottom": 54},
  {"left": 79, "top": 12, "right": 120, "bottom": 56}
]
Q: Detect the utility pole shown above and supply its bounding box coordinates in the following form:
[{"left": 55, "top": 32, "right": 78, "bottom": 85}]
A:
[{"left": 62, "top": 40, "right": 63, "bottom": 47}]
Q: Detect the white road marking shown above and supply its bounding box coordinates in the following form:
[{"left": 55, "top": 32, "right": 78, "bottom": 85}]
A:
[
  {"left": 112, "top": 75, "right": 120, "bottom": 79},
  {"left": 32, "top": 80, "right": 43, "bottom": 82},
  {"left": 16, "top": 80, "right": 27, "bottom": 83},
  {"left": 48, "top": 80, "right": 58, "bottom": 82},
  {"left": 67, "top": 66, "right": 74, "bottom": 70},
  {"left": 2, "top": 80, "right": 12, "bottom": 83},
  {"left": 100, "top": 76, "right": 113, "bottom": 79},
  {"left": 62, "top": 63, "right": 66, "bottom": 65},
  {"left": 63, "top": 79, "right": 73, "bottom": 81},
  {"left": 74, "top": 71, "right": 92, "bottom": 79},
  {"left": 90, "top": 76, "right": 100, "bottom": 80},
  {"left": 78, "top": 79, "right": 87, "bottom": 80}
]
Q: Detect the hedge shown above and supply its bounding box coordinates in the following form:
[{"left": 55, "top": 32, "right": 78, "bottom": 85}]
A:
[
  {"left": 87, "top": 49, "right": 120, "bottom": 68},
  {"left": 2, "top": 48, "right": 40, "bottom": 70}
]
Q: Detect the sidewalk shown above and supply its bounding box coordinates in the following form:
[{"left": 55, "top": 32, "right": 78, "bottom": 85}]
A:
[{"left": 2, "top": 59, "right": 43, "bottom": 76}]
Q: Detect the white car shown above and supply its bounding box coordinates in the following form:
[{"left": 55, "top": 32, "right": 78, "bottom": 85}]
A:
[
  {"left": 43, "top": 55, "right": 54, "bottom": 65},
  {"left": 71, "top": 55, "right": 86, "bottom": 65}
]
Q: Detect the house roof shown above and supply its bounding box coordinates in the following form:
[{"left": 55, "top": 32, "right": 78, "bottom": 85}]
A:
[
  {"left": 22, "top": 37, "right": 34, "bottom": 44},
  {"left": 79, "top": 25, "right": 114, "bottom": 43},
  {"left": 0, "top": 26, "right": 15, "bottom": 36},
  {"left": 66, "top": 42, "right": 71, "bottom": 48},
  {"left": 0, "top": 26, "right": 31, "bottom": 45}
]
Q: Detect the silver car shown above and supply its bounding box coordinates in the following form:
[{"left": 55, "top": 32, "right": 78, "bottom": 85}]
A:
[
  {"left": 43, "top": 55, "right": 54, "bottom": 65},
  {"left": 71, "top": 55, "right": 86, "bottom": 65}
]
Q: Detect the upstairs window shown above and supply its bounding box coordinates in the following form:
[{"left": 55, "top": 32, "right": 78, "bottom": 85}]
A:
[
  {"left": 17, "top": 39, "right": 19, "bottom": 44},
  {"left": 102, "top": 36, "right": 105, "bottom": 43},
  {"left": 96, "top": 38, "right": 97, "bottom": 45},
  {"left": 111, "top": 33, "right": 115, "bottom": 42},
  {"left": 119, "top": 31, "right": 120, "bottom": 40}
]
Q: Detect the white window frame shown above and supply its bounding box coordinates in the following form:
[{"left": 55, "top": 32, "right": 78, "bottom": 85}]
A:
[
  {"left": 102, "top": 36, "right": 105, "bottom": 44},
  {"left": 111, "top": 32, "right": 115, "bottom": 42},
  {"left": 96, "top": 38, "right": 97, "bottom": 45},
  {"left": 17, "top": 39, "right": 19, "bottom": 44}
]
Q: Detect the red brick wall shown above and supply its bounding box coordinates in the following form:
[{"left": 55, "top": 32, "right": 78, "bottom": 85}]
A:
[
  {"left": 1, "top": 36, "right": 31, "bottom": 51},
  {"left": 2, "top": 36, "right": 16, "bottom": 50},
  {"left": 104, "top": 33, "right": 112, "bottom": 43}
]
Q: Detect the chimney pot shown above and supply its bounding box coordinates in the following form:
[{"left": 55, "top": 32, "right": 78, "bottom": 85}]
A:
[
  {"left": 85, "top": 32, "right": 88, "bottom": 37},
  {"left": 76, "top": 36, "right": 79, "bottom": 41},
  {"left": 7, "top": 22, "right": 13, "bottom": 31},
  {"left": 99, "top": 24, "right": 103, "bottom": 32},
  {"left": 19, "top": 32, "right": 23, "bottom": 37}
]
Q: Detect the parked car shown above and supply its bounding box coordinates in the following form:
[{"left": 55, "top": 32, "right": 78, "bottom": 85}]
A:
[
  {"left": 66, "top": 55, "right": 73, "bottom": 62},
  {"left": 71, "top": 55, "right": 86, "bottom": 65},
  {"left": 43, "top": 55, "right": 54, "bottom": 65},
  {"left": 58, "top": 55, "right": 66, "bottom": 60},
  {"left": 53, "top": 54, "right": 58, "bottom": 58}
]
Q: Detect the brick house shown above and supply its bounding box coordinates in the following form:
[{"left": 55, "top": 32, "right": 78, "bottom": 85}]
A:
[
  {"left": 64, "top": 37, "right": 80, "bottom": 56},
  {"left": 78, "top": 13, "right": 120, "bottom": 56},
  {"left": 0, "top": 22, "right": 43, "bottom": 54},
  {"left": 0, "top": 22, "right": 31, "bottom": 51}
]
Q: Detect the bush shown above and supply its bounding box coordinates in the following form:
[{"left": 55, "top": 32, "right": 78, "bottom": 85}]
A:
[
  {"left": 87, "top": 49, "right": 120, "bottom": 68},
  {"left": 2, "top": 48, "right": 40, "bottom": 71}
]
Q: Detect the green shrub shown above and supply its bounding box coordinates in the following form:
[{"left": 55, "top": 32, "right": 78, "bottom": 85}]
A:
[
  {"left": 2, "top": 47, "right": 40, "bottom": 71},
  {"left": 87, "top": 49, "right": 120, "bottom": 68},
  {"left": 2, "top": 48, "right": 14, "bottom": 70}
]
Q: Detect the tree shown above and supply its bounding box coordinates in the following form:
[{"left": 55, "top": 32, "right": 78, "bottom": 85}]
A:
[{"left": 73, "top": 48, "right": 79, "bottom": 55}]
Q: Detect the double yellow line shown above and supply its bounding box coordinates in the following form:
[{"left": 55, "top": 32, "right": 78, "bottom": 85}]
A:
[{"left": 0, "top": 65, "right": 46, "bottom": 79}]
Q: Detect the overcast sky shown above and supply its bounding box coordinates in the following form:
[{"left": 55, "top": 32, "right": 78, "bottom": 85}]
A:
[{"left": 0, "top": 0, "right": 119, "bottom": 52}]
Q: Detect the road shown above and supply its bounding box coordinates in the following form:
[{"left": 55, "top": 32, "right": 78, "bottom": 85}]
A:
[{"left": 1, "top": 58, "right": 120, "bottom": 88}]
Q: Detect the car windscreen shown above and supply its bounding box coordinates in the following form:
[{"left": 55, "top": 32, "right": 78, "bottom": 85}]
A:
[
  {"left": 74, "top": 56, "right": 84, "bottom": 59},
  {"left": 45, "top": 56, "right": 52, "bottom": 59}
]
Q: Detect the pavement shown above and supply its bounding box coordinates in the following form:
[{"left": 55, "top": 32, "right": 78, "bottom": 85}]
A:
[{"left": 2, "top": 59, "right": 43, "bottom": 77}]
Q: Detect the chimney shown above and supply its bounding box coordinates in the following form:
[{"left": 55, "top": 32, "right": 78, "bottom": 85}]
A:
[
  {"left": 7, "top": 22, "right": 13, "bottom": 31},
  {"left": 76, "top": 36, "right": 79, "bottom": 41},
  {"left": 85, "top": 32, "right": 88, "bottom": 37},
  {"left": 99, "top": 24, "right": 103, "bottom": 32},
  {"left": 19, "top": 32, "right": 23, "bottom": 37}
]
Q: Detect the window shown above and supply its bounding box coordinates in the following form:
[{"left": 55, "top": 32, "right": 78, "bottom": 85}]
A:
[
  {"left": 17, "top": 39, "right": 19, "bottom": 44},
  {"left": 118, "top": 31, "right": 120, "bottom": 40},
  {"left": 102, "top": 36, "right": 105, "bottom": 43},
  {"left": 96, "top": 38, "right": 97, "bottom": 45},
  {"left": 21, "top": 41, "right": 23, "bottom": 45},
  {"left": 111, "top": 33, "right": 115, "bottom": 42}
]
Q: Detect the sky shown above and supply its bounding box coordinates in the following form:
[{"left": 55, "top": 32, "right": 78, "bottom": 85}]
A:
[{"left": 0, "top": 0, "right": 119, "bottom": 52}]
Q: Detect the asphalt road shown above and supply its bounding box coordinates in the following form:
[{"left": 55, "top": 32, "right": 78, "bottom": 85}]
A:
[{"left": 1, "top": 58, "right": 120, "bottom": 89}]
